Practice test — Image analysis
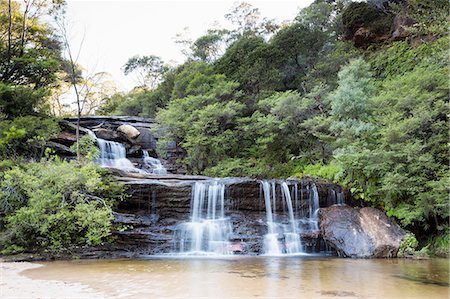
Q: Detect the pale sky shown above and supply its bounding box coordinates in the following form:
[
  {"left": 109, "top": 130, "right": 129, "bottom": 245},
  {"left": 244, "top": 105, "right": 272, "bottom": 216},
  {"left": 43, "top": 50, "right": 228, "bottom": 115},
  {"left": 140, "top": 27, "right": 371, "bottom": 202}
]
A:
[{"left": 65, "top": 0, "right": 314, "bottom": 91}]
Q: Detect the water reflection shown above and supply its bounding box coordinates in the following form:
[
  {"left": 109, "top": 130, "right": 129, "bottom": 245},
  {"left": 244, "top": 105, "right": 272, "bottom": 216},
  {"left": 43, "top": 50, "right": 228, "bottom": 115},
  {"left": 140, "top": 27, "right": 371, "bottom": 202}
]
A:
[{"left": 24, "top": 257, "right": 449, "bottom": 299}]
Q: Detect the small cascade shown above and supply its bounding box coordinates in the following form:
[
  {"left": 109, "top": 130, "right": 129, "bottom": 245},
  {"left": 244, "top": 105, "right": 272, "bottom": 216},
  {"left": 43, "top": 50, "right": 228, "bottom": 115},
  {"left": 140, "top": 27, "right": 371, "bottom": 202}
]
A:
[
  {"left": 329, "top": 189, "right": 346, "bottom": 206},
  {"left": 281, "top": 182, "right": 302, "bottom": 254},
  {"left": 96, "top": 138, "right": 138, "bottom": 171},
  {"left": 173, "top": 181, "right": 232, "bottom": 255},
  {"left": 143, "top": 150, "right": 167, "bottom": 175},
  {"left": 308, "top": 183, "right": 320, "bottom": 231},
  {"left": 336, "top": 190, "right": 345, "bottom": 205},
  {"left": 261, "top": 180, "right": 325, "bottom": 255},
  {"left": 262, "top": 181, "right": 282, "bottom": 255},
  {"left": 261, "top": 181, "right": 303, "bottom": 255}
]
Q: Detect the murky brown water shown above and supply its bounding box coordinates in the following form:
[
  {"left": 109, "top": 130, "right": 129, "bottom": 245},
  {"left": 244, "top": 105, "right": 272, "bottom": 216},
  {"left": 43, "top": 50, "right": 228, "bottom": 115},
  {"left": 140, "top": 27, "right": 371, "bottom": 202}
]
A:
[{"left": 24, "top": 256, "right": 449, "bottom": 299}]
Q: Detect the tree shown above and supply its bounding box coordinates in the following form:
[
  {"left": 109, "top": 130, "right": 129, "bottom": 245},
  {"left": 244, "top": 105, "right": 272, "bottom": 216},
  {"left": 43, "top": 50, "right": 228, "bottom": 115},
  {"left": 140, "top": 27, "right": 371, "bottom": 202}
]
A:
[
  {"left": 225, "top": 2, "right": 279, "bottom": 39},
  {"left": 190, "top": 29, "right": 229, "bottom": 63},
  {"left": 55, "top": 14, "right": 84, "bottom": 161},
  {"left": 122, "top": 55, "right": 168, "bottom": 90},
  {"left": 0, "top": 0, "right": 65, "bottom": 86},
  {"left": 329, "top": 58, "right": 376, "bottom": 145}
]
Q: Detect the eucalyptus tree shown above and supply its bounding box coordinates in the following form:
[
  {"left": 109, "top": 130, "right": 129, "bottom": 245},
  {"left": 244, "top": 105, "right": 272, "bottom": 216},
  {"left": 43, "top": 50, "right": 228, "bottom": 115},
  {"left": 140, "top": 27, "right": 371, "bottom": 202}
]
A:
[{"left": 122, "top": 55, "right": 168, "bottom": 90}]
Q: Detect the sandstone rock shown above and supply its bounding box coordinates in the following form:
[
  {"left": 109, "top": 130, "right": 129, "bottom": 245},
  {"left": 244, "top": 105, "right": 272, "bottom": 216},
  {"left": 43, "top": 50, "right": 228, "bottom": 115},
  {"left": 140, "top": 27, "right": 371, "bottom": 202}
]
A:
[
  {"left": 117, "top": 124, "right": 140, "bottom": 139},
  {"left": 46, "top": 141, "right": 74, "bottom": 156},
  {"left": 319, "top": 205, "right": 406, "bottom": 258},
  {"left": 50, "top": 132, "right": 77, "bottom": 147},
  {"left": 93, "top": 128, "right": 121, "bottom": 141},
  {"left": 392, "top": 14, "right": 416, "bottom": 40}
]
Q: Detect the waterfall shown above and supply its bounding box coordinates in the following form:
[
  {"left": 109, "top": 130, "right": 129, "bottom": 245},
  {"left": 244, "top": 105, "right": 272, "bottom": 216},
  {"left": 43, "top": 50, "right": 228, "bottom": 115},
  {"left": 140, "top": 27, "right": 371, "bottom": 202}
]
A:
[
  {"left": 174, "top": 181, "right": 232, "bottom": 255},
  {"left": 262, "top": 181, "right": 282, "bottom": 255},
  {"left": 96, "top": 138, "right": 138, "bottom": 171},
  {"left": 261, "top": 181, "right": 302, "bottom": 255},
  {"left": 143, "top": 150, "right": 167, "bottom": 175},
  {"left": 281, "top": 182, "right": 302, "bottom": 254},
  {"left": 307, "top": 183, "right": 320, "bottom": 231},
  {"left": 336, "top": 190, "right": 345, "bottom": 205}
]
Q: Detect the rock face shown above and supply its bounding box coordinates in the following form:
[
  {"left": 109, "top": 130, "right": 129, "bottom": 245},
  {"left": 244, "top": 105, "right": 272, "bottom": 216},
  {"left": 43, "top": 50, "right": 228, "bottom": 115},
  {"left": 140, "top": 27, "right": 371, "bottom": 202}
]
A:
[
  {"left": 112, "top": 176, "right": 346, "bottom": 255},
  {"left": 319, "top": 205, "right": 407, "bottom": 258},
  {"left": 56, "top": 116, "right": 186, "bottom": 174}
]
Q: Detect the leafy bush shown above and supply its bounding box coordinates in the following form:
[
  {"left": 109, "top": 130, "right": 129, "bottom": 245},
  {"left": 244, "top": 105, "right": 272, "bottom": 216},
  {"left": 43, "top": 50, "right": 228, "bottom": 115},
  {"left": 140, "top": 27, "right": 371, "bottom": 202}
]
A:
[
  {"left": 427, "top": 233, "right": 449, "bottom": 258},
  {"left": 0, "top": 159, "right": 126, "bottom": 253},
  {"left": 398, "top": 232, "right": 419, "bottom": 257},
  {"left": 0, "top": 84, "right": 49, "bottom": 118},
  {"left": 0, "top": 116, "right": 60, "bottom": 159},
  {"left": 298, "top": 163, "right": 341, "bottom": 182}
]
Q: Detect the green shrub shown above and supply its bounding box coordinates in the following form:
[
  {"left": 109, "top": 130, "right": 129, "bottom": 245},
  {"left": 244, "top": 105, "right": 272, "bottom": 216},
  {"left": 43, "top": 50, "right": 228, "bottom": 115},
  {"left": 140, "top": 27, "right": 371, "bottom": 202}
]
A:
[
  {"left": 0, "top": 84, "right": 49, "bottom": 118},
  {"left": 298, "top": 163, "right": 341, "bottom": 182},
  {"left": 0, "top": 159, "right": 126, "bottom": 253},
  {"left": 427, "top": 233, "right": 449, "bottom": 258},
  {"left": 398, "top": 232, "right": 419, "bottom": 257},
  {"left": 0, "top": 116, "right": 60, "bottom": 159}
]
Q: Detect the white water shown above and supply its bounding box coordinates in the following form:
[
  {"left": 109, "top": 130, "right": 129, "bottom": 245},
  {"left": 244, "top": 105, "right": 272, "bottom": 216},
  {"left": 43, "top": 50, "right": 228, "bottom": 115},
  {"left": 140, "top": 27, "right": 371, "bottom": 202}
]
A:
[
  {"left": 143, "top": 150, "right": 167, "bottom": 175},
  {"left": 262, "top": 181, "right": 282, "bottom": 255},
  {"left": 96, "top": 138, "right": 139, "bottom": 171},
  {"left": 309, "top": 183, "right": 320, "bottom": 231},
  {"left": 332, "top": 189, "right": 346, "bottom": 205},
  {"left": 174, "top": 181, "right": 232, "bottom": 255},
  {"left": 261, "top": 181, "right": 302, "bottom": 255}
]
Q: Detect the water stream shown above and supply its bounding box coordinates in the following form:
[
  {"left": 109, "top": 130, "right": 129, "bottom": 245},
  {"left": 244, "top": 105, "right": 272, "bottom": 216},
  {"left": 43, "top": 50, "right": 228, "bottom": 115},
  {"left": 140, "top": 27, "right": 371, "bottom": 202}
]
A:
[
  {"left": 261, "top": 181, "right": 324, "bottom": 255},
  {"left": 173, "top": 181, "right": 232, "bottom": 255}
]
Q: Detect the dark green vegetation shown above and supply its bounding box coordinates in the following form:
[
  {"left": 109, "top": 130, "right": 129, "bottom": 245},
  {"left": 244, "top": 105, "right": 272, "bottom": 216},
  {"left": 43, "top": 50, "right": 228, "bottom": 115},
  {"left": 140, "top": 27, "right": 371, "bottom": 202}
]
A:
[
  {"left": 0, "top": 0, "right": 448, "bottom": 256},
  {"left": 0, "top": 0, "right": 126, "bottom": 255},
  {"left": 102, "top": 0, "right": 449, "bottom": 254}
]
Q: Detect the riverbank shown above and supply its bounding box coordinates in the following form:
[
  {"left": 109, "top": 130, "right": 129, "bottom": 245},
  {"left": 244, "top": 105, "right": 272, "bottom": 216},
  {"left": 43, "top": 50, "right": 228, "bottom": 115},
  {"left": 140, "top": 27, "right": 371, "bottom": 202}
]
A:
[{"left": 0, "top": 260, "right": 106, "bottom": 299}]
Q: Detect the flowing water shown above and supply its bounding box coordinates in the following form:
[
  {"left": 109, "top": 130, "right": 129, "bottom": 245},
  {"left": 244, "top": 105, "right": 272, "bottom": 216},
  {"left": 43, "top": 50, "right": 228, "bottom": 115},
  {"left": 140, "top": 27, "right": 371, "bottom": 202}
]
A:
[
  {"left": 96, "top": 138, "right": 139, "bottom": 171},
  {"left": 23, "top": 257, "right": 449, "bottom": 299},
  {"left": 142, "top": 150, "right": 167, "bottom": 175},
  {"left": 261, "top": 181, "right": 325, "bottom": 255},
  {"left": 173, "top": 181, "right": 233, "bottom": 255}
]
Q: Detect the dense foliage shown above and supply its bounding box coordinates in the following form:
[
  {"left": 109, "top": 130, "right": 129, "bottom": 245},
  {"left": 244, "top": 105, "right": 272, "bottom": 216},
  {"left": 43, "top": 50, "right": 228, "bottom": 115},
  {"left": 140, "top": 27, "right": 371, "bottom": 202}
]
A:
[
  {"left": 99, "top": 0, "right": 449, "bottom": 247},
  {"left": 0, "top": 159, "right": 126, "bottom": 253}
]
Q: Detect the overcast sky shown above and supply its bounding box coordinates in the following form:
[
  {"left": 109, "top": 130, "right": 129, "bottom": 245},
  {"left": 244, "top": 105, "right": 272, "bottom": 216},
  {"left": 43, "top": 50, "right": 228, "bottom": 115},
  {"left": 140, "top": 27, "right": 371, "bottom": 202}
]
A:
[{"left": 65, "top": 0, "right": 314, "bottom": 91}]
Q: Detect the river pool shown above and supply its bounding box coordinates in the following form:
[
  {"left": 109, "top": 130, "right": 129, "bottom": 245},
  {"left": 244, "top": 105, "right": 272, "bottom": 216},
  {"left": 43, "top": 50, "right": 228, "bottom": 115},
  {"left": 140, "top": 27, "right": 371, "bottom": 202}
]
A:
[{"left": 22, "top": 256, "right": 449, "bottom": 299}]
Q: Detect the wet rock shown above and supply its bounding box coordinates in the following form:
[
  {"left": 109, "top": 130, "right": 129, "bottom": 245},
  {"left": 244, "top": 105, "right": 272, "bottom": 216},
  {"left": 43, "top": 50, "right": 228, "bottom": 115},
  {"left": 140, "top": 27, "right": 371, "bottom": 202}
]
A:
[
  {"left": 319, "top": 205, "right": 407, "bottom": 258},
  {"left": 127, "top": 145, "right": 142, "bottom": 157},
  {"left": 117, "top": 124, "right": 141, "bottom": 139}
]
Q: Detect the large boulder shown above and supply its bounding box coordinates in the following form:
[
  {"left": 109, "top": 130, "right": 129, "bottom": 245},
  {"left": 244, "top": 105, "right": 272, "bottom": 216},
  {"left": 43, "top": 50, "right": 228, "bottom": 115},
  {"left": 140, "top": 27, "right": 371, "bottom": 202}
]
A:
[
  {"left": 93, "top": 128, "right": 122, "bottom": 141},
  {"left": 319, "top": 205, "right": 407, "bottom": 258},
  {"left": 117, "top": 124, "right": 140, "bottom": 139}
]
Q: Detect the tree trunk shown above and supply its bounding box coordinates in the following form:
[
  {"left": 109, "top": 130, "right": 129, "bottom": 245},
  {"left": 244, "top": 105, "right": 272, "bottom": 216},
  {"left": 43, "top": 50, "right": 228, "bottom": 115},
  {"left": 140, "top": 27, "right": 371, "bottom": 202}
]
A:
[
  {"left": 6, "top": 0, "right": 12, "bottom": 62},
  {"left": 19, "top": 1, "right": 30, "bottom": 57}
]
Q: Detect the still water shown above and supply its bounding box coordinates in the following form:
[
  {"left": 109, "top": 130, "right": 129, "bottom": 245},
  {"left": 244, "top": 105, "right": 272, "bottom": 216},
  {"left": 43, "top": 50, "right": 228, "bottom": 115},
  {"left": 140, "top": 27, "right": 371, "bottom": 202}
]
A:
[{"left": 24, "top": 256, "right": 449, "bottom": 299}]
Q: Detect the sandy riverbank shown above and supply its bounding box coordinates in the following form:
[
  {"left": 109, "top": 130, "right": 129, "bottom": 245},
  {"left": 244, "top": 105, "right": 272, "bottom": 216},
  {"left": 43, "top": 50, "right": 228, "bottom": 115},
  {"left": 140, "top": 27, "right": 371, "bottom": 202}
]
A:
[{"left": 0, "top": 260, "right": 106, "bottom": 299}]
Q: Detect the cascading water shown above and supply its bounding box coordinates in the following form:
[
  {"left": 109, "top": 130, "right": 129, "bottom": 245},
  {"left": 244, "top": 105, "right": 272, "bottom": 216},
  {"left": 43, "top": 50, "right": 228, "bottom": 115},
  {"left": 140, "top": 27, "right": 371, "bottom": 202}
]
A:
[
  {"left": 261, "top": 181, "right": 303, "bottom": 255},
  {"left": 96, "top": 138, "right": 138, "bottom": 171},
  {"left": 142, "top": 150, "right": 167, "bottom": 175},
  {"left": 261, "top": 181, "right": 324, "bottom": 255},
  {"left": 173, "top": 181, "right": 232, "bottom": 255},
  {"left": 331, "top": 189, "right": 345, "bottom": 205},
  {"left": 262, "top": 181, "right": 282, "bottom": 255}
]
